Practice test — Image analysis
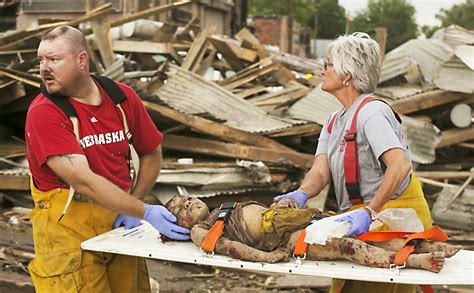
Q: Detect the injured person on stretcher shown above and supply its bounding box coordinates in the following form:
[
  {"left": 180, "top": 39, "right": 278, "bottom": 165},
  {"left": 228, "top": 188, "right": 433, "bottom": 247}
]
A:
[{"left": 164, "top": 195, "right": 461, "bottom": 273}]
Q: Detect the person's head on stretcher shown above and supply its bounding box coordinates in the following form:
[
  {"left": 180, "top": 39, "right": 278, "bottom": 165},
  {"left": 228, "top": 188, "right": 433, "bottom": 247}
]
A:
[
  {"left": 163, "top": 195, "right": 459, "bottom": 272},
  {"left": 165, "top": 195, "right": 210, "bottom": 229}
]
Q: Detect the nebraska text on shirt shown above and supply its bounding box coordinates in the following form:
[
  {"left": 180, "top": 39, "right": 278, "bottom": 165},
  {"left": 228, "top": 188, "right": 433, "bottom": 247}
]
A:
[{"left": 79, "top": 130, "right": 125, "bottom": 149}]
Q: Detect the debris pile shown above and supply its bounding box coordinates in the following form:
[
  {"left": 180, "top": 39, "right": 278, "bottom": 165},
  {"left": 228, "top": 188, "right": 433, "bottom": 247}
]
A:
[{"left": 0, "top": 1, "right": 473, "bottom": 260}]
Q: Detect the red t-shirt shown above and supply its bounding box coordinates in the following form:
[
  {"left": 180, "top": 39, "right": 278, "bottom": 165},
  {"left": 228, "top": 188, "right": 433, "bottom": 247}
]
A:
[{"left": 26, "top": 80, "right": 163, "bottom": 192}]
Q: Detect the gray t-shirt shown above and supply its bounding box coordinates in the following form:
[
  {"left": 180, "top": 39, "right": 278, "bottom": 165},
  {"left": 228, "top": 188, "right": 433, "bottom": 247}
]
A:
[{"left": 316, "top": 93, "right": 412, "bottom": 211}]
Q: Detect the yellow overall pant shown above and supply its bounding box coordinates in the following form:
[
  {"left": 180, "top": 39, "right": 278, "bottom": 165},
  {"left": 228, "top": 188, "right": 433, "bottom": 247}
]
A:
[
  {"left": 28, "top": 178, "right": 150, "bottom": 293},
  {"left": 330, "top": 174, "right": 433, "bottom": 293}
]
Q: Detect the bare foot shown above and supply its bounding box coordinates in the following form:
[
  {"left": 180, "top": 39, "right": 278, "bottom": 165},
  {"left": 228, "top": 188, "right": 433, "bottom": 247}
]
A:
[
  {"left": 415, "top": 241, "right": 462, "bottom": 258},
  {"left": 407, "top": 251, "right": 445, "bottom": 273}
]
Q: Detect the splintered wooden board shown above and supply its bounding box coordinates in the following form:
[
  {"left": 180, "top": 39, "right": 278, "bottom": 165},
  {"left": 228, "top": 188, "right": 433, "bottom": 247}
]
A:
[{"left": 81, "top": 222, "right": 474, "bottom": 285}]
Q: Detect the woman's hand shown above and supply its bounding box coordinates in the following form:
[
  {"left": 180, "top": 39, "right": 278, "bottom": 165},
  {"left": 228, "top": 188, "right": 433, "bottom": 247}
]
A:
[
  {"left": 273, "top": 190, "right": 308, "bottom": 209},
  {"left": 335, "top": 208, "right": 372, "bottom": 236},
  {"left": 270, "top": 198, "right": 298, "bottom": 209}
]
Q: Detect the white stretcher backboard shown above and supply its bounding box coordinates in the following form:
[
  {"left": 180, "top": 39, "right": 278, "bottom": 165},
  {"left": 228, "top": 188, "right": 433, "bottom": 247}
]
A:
[{"left": 81, "top": 222, "right": 474, "bottom": 285}]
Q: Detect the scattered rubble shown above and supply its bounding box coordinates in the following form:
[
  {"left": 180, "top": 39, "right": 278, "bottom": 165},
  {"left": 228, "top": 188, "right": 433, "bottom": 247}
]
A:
[{"left": 0, "top": 1, "right": 473, "bottom": 291}]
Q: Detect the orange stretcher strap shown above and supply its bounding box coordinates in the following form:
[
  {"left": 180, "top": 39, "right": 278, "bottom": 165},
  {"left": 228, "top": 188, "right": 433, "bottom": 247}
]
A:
[
  {"left": 357, "top": 230, "right": 414, "bottom": 242},
  {"left": 293, "top": 229, "right": 308, "bottom": 257},
  {"left": 357, "top": 226, "right": 448, "bottom": 266},
  {"left": 200, "top": 220, "right": 225, "bottom": 253},
  {"left": 356, "top": 226, "right": 447, "bottom": 243},
  {"left": 402, "top": 226, "right": 448, "bottom": 246},
  {"left": 394, "top": 245, "right": 415, "bottom": 266},
  {"left": 394, "top": 226, "right": 448, "bottom": 266}
]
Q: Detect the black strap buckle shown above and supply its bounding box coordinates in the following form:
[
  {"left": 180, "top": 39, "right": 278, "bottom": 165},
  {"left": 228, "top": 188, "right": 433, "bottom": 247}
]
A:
[
  {"left": 217, "top": 202, "right": 237, "bottom": 222},
  {"left": 406, "top": 239, "right": 420, "bottom": 247},
  {"left": 346, "top": 183, "right": 362, "bottom": 198}
]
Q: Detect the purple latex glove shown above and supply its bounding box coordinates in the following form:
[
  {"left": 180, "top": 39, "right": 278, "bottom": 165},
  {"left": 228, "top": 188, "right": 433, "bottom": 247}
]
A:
[
  {"left": 143, "top": 204, "right": 191, "bottom": 240},
  {"left": 113, "top": 214, "right": 142, "bottom": 230},
  {"left": 273, "top": 190, "right": 308, "bottom": 209},
  {"left": 335, "top": 208, "right": 372, "bottom": 236}
]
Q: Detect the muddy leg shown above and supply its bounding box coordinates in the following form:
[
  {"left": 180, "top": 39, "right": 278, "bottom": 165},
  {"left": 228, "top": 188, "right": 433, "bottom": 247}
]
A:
[
  {"left": 310, "top": 238, "right": 447, "bottom": 272},
  {"left": 289, "top": 236, "right": 397, "bottom": 267},
  {"left": 287, "top": 231, "right": 344, "bottom": 260},
  {"left": 371, "top": 238, "right": 405, "bottom": 252},
  {"left": 327, "top": 238, "right": 398, "bottom": 268},
  {"left": 414, "top": 241, "right": 462, "bottom": 258},
  {"left": 372, "top": 239, "right": 461, "bottom": 258}
]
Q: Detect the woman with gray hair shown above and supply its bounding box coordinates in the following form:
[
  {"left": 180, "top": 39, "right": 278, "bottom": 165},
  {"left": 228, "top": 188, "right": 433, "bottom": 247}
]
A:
[{"left": 273, "top": 33, "right": 432, "bottom": 293}]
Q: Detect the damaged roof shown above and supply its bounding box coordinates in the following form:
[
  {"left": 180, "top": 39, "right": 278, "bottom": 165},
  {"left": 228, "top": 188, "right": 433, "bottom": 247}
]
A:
[{"left": 153, "top": 65, "right": 293, "bottom": 133}]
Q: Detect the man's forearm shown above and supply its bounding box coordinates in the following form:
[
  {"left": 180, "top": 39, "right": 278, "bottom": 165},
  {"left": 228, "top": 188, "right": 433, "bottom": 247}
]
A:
[
  {"left": 46, "top": 153, "right": 148, "bottom": 218},
  {"left": 75, "top": 172, "right": 147, "bottom": 218},
  {"left": 131, "top": 146, "right": 162, "bottom": 200}
]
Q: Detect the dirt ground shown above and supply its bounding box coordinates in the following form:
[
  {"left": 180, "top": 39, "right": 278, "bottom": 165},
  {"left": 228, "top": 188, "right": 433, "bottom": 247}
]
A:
[{"left": 146, "top": 258, "right": 330, "bottom": 292}]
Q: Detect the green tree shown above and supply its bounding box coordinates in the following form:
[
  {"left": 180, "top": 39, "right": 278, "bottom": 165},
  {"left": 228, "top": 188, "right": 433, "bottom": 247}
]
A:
[
  {"left": 436, "top": 0, "right": 474, "bottom": 30},
  {"left": 248, "top": 0, "right": 346, "bottom": 38},
  {"left": 248, "top": 0, "right": 317, "bottom": 29},
  {"left": 349, "top": 0, "right": 418, "bottom": 52},
  {"left": 421, "top": 25, "right": 440, "bottom": 38},
  {"left": 315, "top": 0, "right": 346, "bottom": 39}
]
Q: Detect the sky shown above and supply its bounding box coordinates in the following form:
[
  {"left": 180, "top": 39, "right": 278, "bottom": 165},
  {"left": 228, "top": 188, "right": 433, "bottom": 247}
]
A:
[{"left": 338, "top": 0, "right": 466, "bottom": 27}]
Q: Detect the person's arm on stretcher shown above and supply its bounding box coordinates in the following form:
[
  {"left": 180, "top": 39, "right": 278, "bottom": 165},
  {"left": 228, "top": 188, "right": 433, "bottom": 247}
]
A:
[{"left": 190, "top": 225, "right": 290, "bottom": 263}]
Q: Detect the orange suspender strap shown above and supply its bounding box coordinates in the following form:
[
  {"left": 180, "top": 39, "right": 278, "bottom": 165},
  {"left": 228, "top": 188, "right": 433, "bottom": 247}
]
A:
[{"left": 200, "top": 202, "right": 236, "bottom": 254}]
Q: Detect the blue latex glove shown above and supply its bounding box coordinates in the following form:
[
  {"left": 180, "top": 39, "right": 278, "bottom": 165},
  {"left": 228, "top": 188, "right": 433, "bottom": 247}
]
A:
[
  {"left": 143, "top": 204, "right": 191, "bottom": 240},
  {"left": 273, "top": 190, "right": 308, "bottom": 209},
  {"left": 113, "top": 214, "right": 142, "bottom": 230},
  {"left": 335, "top": 208, "right": 372, "bottom": 236}
]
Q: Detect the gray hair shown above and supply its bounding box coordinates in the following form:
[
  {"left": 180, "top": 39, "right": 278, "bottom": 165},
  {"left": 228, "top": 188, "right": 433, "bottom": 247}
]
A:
[
  {"left": 328, "top": 32, "right": 381, "bottom": 93},
  {"left": 41, "top": 25, "right": 87, "bottom": 54}
]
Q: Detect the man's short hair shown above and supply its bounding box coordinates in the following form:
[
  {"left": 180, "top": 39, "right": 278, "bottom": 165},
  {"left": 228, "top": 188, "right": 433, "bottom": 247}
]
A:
[{"left": 41, "top": 25, "right": 87, "bottom": 54}]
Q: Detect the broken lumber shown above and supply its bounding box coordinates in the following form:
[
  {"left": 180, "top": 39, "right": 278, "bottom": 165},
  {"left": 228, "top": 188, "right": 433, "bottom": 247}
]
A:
[
  {"left": 437, "top": 127, "right": 474, "bottom": 148},
  {"left": 181, "top": 26, "right": 216, "bottom": 72},
  {"left": 143, "top": 101, "right": 295, "bottom": 153},
  {"left": 388, "top": 90, "right": 472, "bottom": 115},
  {"left": 85, "top": 0, "right": 115, "bottom": 68},
  {"left": 162, "top": 134, "right": 314, "bottom": 169}
]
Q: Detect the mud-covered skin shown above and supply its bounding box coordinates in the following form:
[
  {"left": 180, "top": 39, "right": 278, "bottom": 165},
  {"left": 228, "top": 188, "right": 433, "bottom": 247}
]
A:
[
  {"left": 371, "top": 238, "right": 461, "bottom": 258},
  {"left": 191, "top": 225, "right": 290, "bottom": 263},
  {"left": 165, "top": 195, "right": 210, "bottom": 229},
  {"left": 167, "top": 195, "right": 458, "bottom": 271},
  {"left": 286, "top": 231, "right": 447, "bottom": 272}
]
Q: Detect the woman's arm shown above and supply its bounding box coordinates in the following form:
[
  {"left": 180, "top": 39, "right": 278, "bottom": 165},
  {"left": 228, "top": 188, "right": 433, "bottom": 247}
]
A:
[
  {"left": 368, "top": 148, "right": 411, "bottom": 212},
  {"left": 299, "top": 154, "right": 332, "bottom": 198},
  {"left": 191, "top": 226, "right": 289, "bottom": 263}
]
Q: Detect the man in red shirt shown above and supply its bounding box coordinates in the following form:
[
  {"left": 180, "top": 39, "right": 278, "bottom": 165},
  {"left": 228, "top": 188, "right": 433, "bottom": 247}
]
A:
[{"left": 25, "top": 25, "right": 188, "bottom": 292}]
